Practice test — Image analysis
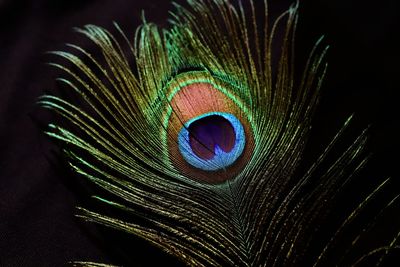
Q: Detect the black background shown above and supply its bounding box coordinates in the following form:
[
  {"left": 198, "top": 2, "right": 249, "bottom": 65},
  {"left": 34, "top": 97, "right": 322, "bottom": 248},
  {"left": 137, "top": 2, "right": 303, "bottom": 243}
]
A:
[{"left": 0, "top": 0, "right": 399, "bottom": 266}]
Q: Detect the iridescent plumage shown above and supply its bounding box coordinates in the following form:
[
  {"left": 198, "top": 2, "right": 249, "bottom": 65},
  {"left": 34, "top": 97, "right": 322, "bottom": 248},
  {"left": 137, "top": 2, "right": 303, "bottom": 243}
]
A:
[{"left": 39, "top": 0, "right": 399, "bottom": 266}]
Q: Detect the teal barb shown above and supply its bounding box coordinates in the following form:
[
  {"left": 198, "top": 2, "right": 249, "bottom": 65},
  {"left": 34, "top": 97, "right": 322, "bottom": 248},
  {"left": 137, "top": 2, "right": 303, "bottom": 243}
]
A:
[{"left": 39, "top": 0, "right": 399, "bottom": 266}]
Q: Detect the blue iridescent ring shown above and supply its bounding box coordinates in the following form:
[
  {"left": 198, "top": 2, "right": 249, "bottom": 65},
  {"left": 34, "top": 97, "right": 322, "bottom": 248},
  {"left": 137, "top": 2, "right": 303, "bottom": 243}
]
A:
[{"left": 178, "top": 112, "right": 245, "bottom": 171}]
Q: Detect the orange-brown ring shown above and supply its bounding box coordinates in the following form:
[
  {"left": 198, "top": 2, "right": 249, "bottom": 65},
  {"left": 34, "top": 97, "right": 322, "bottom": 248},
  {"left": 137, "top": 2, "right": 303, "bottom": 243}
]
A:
[{"left": 166, "top": 82, "right": 254, "bottom": 184}]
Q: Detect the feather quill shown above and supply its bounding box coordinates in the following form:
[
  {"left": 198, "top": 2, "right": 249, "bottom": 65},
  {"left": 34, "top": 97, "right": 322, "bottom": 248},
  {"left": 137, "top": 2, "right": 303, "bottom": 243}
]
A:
[{"left": 39, "top": 0, "right": 399, "bottom": 266}]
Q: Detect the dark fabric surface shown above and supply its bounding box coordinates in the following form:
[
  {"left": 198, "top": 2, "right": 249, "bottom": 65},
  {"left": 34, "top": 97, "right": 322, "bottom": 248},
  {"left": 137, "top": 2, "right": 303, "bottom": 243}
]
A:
[{"left": 0, "top": 0, "right": 399, "bottom": 266}]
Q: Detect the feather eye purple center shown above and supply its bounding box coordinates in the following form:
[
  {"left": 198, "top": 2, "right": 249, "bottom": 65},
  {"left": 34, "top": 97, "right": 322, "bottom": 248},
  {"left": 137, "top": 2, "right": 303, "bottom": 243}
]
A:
[
  {"left": 177, "top": 112, "right": 245, "bottom": 172},
  {"left": 188, "top": 115, "right": 236, "bottom": 160}
]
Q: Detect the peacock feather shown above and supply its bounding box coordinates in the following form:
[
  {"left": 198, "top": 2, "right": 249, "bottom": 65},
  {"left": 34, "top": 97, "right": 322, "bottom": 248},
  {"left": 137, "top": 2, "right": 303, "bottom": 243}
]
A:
[{"left": 39, "top": 0, "right": 399, "bottom": 266}]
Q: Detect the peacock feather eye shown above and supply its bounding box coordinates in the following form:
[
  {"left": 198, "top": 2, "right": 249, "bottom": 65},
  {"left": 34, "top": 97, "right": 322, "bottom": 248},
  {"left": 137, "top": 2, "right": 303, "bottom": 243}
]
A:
[
  {"left": 178, "top": 112, "right": 245, "bottom": 170},
  {"left": 162, "top": 71, "right": 254, "bottom": 183}
]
